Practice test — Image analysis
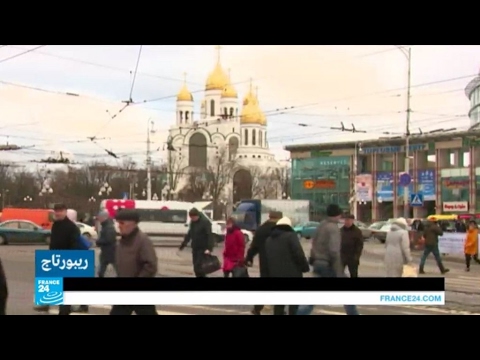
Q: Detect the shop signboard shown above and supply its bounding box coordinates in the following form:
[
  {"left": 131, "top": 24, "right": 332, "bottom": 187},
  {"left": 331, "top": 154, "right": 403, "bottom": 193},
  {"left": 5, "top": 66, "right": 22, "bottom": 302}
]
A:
[
  {"left": 375, "top": 172, "right": 393, "bottom": 202},
  {"left": 443, "top": 201, "right": 468, "bottom": 212},
  {"left": 417, "top": 169, "right": 435, "bottom": 201},
  {"left": 355, "top": 174, "right": 372, "bottom": 202}
]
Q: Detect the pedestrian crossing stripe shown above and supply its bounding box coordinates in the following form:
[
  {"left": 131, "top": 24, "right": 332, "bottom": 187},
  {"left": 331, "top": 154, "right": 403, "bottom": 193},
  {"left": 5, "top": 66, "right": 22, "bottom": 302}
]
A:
[{"left": 411, "top": 194, "right": 423, "bottom": 206}]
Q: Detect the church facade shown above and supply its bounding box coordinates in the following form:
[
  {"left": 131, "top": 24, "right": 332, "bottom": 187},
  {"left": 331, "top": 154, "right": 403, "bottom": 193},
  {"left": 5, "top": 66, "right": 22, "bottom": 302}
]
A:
[{"left": 167, "top": 51, "right": 281, "bottom": 203}]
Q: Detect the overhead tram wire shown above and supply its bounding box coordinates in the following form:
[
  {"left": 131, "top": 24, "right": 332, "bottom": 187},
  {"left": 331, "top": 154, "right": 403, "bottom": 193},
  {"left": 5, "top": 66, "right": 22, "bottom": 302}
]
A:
[
  {"left": 1, "top": 65, "right": 476, "bottom": 149},
  {"left": 7, "top": 45, "right": 204, "bottom": 86},
  {"left": 0, "top": 45, "right": 46, "bottom": 64},
  {"left": 90, "top": 45, "right": 144, "bottom": 144},
  {"left": 4, "top": 45, "right": 408, "bottom": 97},
  {"left": 1, "top": 45, "right": 473, "bottom": 115},
  {"left": 0, "top": 58, "right": 474, "bottom": 121}
]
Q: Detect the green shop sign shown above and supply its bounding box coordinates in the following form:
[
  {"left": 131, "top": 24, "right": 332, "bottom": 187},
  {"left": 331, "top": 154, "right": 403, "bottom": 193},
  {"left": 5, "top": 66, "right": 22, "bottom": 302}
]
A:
[
  {"left": 463, "top": 138, "right": 480, "bottom": 147},
  {"left": 294, "top": 156, "right": 349, "bottom": 169},
  {"left": 311, "top": 150, "right": 332, "bottom": 158}
]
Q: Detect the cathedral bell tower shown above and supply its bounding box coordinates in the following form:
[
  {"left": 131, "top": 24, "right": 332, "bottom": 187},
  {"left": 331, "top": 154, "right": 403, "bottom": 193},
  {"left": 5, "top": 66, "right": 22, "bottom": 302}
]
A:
[{"left": 176, "top": 73, "right": 194, "bottom": 126}]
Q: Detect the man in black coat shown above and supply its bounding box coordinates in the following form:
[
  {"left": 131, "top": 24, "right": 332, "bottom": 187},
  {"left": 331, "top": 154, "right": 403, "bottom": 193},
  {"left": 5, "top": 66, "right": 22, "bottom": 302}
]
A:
[
  {"left": 96, "top": 211, "right": 118, "bottom": 277},
  {"left": 245, "top": 211, "right": 282, "bottom": 315},
  {"left": 265, "top": 216, "right": 310, "bottom": 315},
  {"left": 50, "top": 203, "right": 83, "bottom": 315},
  {"left": 340, "top": 214, "right": 364, "bottom": 278},
  {"left": 179, "top": 208, "right": 214, "bottom": 277},
  {"left": 0, "top": 257, "right": 7, "bottom": 315}
]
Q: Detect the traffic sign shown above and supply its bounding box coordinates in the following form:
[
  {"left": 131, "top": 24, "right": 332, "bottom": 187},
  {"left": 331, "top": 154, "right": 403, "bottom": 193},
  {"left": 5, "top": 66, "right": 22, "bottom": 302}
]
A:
[
  {"left": 399, "top": 173, "right": 412, "bottom": 187},
  {"left": 410, "top": 193, "right": 424, "bottom": 207}
]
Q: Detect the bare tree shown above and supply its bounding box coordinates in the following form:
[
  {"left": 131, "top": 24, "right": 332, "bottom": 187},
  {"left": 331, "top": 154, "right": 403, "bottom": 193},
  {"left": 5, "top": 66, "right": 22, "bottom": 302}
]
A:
[
  {"left": 249, "top": 166, "right": 278, "bottom": 199},
  {"left": 186, "top": 168, "right": 209, "bottom": 202},
  {"left": 207, "top": 147, "right": 236, "bottom": 207},
  {"left": 164, "top": 150, "right": 184, "bottom": 200},
  {"left": 274, "top": 165, "right": 291, "bottom": 198}
]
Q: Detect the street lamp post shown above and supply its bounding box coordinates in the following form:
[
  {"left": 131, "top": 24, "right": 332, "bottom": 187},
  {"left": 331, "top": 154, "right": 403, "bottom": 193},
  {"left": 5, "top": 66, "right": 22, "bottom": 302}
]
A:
[
  {"left": 88, "top": 196, "right": 96, "bottom": 203},
  {"left": 394, "top": 45, "right": 412, "bottom": 219},
  {"left": 352, "top": 142, "right": 363, "bottom": 219},
  {"left": 39, "top": 184, "right": 53, "bottom": 208},
  {"left": 24, "top": 196, "right": 33, "bottom": 202},
  {"left": 98, "top": 182, "right": 112, "bottom": 198}
]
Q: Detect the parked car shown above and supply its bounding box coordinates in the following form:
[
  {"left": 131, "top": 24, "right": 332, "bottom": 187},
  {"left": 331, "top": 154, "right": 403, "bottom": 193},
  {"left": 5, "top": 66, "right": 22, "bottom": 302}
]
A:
[
  {"left": 369, "top": 221, "right": 387, "bottom": 240},
  {"left": 293, "top": 221, "right": 320, "bottom": 239},
  {"left": 338, "top": 220, "right": 373, "bottom": 240},
  {"left": 76, "top": 222, "right": 98, "bottom": 239},
  {"left": 373, "top": 222, "right": 412, "bottom": 243},
  {"left": 0, "top": 220, "right": 51, "bottom": 245}
]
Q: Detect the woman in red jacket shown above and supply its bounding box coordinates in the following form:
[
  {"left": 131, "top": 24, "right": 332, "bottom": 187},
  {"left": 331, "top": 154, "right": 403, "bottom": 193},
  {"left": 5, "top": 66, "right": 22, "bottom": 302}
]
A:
[{"left": 223, "top": 217, "right": 245, "bottom": 277}]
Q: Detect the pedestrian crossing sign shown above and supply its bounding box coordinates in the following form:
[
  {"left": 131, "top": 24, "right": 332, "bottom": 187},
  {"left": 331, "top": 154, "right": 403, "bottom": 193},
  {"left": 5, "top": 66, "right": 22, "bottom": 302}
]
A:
[{"left": 410, "top": 193, "right": 424, "bottom": 207}]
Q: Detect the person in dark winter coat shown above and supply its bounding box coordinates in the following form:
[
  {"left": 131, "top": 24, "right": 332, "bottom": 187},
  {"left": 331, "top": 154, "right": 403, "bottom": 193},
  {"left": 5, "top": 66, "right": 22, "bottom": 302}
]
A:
[
  {"left": 264, "top": 216, "right": 310, "bottom": 315},
  {"left": 179, "top": 208, "right": 214, "bottom": 277},
  {"left": 0, "top": 257, "right": 7, "bottom": 315},
  {"left": 245, "top": 211, "right": 282, "bottom": 315},
  {"left": 297, "top": 204, "right": 360, "bottom": 315},
  {"left": 48, "top": 203, "right": 83, "bottom": 315},
  {"left": 50, "top": 203, "right": 81, "bottom": 251},
  {"left": 96, "top": 211, "right": 118, "bottom": 277},
  {"left": 222, "top": 217, "right": 245, "bottom": 277},
  {"left": 110, "top": 210, "right": 158, "bottom": 315},
  {"left": 340, "top": 214, "right": 364, "bottom": 278},
  {"left": 419, "top": 219, "right": 449, "bottom": 274}
]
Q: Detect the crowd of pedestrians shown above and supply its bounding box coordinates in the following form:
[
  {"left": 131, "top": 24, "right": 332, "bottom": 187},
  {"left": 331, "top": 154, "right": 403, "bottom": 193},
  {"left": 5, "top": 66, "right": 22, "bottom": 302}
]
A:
[{"left": 1, "top": 201, "right": 471, "bottom": 315}]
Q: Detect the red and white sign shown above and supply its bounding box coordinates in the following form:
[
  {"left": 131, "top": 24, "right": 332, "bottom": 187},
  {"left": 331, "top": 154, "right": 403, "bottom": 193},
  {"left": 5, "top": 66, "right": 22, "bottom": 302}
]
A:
[{"left": 443, "top": 201, "right": 468, "bottom": 212}]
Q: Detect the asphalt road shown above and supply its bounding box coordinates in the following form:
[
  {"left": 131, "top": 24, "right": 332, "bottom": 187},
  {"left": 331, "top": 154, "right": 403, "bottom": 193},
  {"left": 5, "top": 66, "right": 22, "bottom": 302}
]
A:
[{"left": 2, "top": 241, "right": 480, "bottom": 315}]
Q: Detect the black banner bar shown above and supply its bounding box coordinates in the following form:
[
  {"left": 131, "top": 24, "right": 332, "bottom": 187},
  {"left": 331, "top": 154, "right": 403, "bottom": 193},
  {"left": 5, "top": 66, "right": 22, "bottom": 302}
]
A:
[{"left": 63, "top": 277, "right": 445, "bottom": 292}]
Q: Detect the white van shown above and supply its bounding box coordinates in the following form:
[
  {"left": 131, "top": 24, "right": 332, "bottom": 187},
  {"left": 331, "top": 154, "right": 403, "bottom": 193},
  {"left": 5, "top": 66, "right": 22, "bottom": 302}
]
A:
[{"left": 99, "top": 199, "right": 222, "bottom": 245}]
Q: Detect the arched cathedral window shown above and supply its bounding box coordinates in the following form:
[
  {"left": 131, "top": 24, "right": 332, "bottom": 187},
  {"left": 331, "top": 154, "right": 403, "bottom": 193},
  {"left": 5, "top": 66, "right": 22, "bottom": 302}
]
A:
[{"left": 210, "top": 100, "right": 215, "bottom": 116}]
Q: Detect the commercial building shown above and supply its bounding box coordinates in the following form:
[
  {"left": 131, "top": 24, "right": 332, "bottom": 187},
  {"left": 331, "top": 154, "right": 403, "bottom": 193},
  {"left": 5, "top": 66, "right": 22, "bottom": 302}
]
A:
[
  {"left": 285, "top": 130, "right": 480, "bottom": 222},
  {"left": 466, "top": 69, "right": 480, "bottom": 126}
]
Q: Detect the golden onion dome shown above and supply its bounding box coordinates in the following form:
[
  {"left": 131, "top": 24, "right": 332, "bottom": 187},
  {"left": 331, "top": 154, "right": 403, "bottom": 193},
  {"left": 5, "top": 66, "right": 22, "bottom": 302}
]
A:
[
  {"left": 241, "top": 101, "right": 263, "bottom": 125},
  {"left": 176, "top": 73, "right": 193, "bottom": 102},
  {"left": 221, "top": 69, "right": 237, "bottom": 98},
  {"left": 206, "top": 63, "right": 229, "bottom": 91},
  {"left": 243, "top": 78, "right": 258, "bottom": 106},
  {"left": 259, "top": 111, "right": 267, "bottom": 125}
]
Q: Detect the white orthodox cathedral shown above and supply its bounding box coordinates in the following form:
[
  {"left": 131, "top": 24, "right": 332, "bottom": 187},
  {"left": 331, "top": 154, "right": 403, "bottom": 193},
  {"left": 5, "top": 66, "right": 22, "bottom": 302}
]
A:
[{"left": 167, "top": 50, "right": 282, "bottom": 202}]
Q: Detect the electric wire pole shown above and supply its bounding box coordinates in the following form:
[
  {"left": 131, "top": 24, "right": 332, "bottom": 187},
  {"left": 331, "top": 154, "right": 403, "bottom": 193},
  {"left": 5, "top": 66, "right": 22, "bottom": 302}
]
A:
[
  {"left": 403, "top": 47, "right": 412, "bottom": 219},
  {"left": 146, "top": 119, "right": 153, "bottom": 201}
]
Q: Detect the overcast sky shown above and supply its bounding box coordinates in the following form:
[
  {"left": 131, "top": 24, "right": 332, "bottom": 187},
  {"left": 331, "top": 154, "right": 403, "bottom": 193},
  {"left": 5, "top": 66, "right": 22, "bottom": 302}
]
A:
[{"left": 0, "top": 45, "right": 479, "bottom": 167}]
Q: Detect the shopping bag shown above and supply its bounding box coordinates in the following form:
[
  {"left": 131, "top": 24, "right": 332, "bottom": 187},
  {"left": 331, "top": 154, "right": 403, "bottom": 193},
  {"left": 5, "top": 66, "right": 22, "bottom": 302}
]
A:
[
  {"left": 196, "top": 254, "right": 221, "bottom": 276},
  {"left": 402, "top": 264, "right": 418, "bottom": 277},
  {"left": 232, "top": 266, "right": 249, "bottom": 278}
]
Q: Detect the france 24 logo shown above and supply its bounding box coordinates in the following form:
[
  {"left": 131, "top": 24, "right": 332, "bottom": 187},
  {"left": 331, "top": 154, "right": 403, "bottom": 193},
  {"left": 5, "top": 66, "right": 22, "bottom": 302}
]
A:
[{"left": 34, "top": 278, "right": 64, "bottom": 306}]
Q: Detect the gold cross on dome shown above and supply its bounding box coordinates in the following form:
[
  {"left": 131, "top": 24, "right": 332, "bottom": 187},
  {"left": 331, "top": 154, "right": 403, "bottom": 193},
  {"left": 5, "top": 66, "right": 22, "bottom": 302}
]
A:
[
  {"left": 215, "top": 45, "right": 222, "bottom": 62},
  {"left": 183, "top": 72, "right": 187, "bottom": 84}
]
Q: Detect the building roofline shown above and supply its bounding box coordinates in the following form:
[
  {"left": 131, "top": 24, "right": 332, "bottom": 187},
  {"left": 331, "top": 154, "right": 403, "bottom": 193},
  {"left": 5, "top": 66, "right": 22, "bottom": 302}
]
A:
[
  {"left": 284, "top": 129, "right": 480, "bottom": 152},
  {"left": 465, "top": 75, "right": 480, "bottom": 98}
]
